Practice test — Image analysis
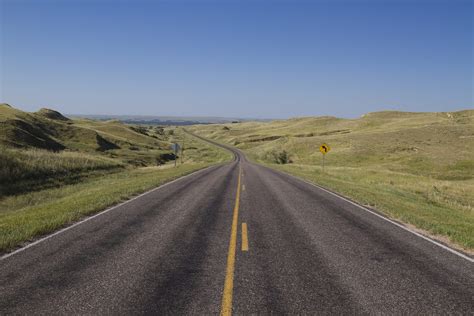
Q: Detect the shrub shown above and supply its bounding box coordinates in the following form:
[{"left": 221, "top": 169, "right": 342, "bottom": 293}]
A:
[
  {"left": 266, "top": 150, "right": 292, "bottom": 164},
  {"left": 156, "top": 153, "right": 176, "bottom": 165},
  {"left": 129, "top": 126, "right": 149, "bottom": 136},
  {"left": 155, "top": 127, "right": 165, "bottom": 135},
  {"left": 277, "top": 150, "right": 291, "bottom": 164}
]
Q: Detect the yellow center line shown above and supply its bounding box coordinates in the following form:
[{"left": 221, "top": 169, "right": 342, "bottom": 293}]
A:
[
  {"left": 241, "top": 223, "right": 249, "bottom": 252},
  {"left": 220, "top": 165, "right": 242, "bottom": 316}
]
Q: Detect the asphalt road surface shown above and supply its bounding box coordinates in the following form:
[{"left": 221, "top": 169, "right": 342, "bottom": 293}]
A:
[{"left": 1, "top": 134, "right": 473, "bottom": 315}]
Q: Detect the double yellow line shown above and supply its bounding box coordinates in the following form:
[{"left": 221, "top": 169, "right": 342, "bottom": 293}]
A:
[{"left": 220, "top": 165, "right": 242, "bottom": 316}]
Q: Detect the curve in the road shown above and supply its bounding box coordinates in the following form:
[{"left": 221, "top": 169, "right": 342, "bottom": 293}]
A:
[{"left": 1, "top": 131, "right": 473, "bottom": 315}]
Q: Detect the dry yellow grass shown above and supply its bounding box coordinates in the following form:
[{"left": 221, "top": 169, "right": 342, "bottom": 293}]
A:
[{"left": 190, "top": 110, "right": 474, "bottom": 251}]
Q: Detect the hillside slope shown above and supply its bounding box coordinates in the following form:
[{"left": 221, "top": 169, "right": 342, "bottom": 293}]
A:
[
  {"left": 190, "top": 110, "right": 474, "bottom": 179},
  {"left": 189, "top": 110, "right": 474, "bottom": 251},
  {"left": 0, "top": 105, "right": 232, "bottom": 252},
  {"left": 0, "top": 103, "right": 166, "bottom": 153},
  {"left": 0, "top": 104, "right": 179, "bottom": 196}
]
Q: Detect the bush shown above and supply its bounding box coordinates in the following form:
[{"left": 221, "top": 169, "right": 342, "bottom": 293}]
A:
[
  {"left": 155, "top": 127, "right": 165, "bottom": 135},
  {"left": 156, "top": 153, "right": 176, "bottom": 165},
  {"left": 277, "top": 150, "right": 292, "bottom": 164},
  {"left": 266, "top": 150, "right": 292, "bottom": 164},
  {"left": 129, "top": 126, "right": 149, "bottom": 136}
]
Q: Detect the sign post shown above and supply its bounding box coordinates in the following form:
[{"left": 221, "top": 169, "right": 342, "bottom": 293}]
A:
[
  {"left": 171, "top": 143, "right": 180, "bottom": 167},
  {"left": 319, "top": 143, "right": 331, "bottom": 172}
]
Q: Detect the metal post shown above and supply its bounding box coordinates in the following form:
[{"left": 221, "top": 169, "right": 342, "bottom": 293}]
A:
[
  {"left": 322, "top": 154, "right": 325, "bottom": 173},
  {"left": 174, "top": 144, "right": 177, "bottom": 168}
]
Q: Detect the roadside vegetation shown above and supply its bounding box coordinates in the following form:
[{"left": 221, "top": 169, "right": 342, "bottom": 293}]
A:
[
  {"left": 0, "top": 104, "right": 231, "bottom": 253},
  {"left": 0, "top": 147, "right": 124, "bottom": 196},
  {"left": 189, "top": 110, "right": 474, "bottom": 252}
]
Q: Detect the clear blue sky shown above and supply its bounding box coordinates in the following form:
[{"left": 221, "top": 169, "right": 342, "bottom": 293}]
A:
[{"left": 1, "top": 0, "right": 472, "bottom": 118}]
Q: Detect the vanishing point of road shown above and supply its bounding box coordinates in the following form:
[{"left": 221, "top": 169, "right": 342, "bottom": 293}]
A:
[{"left": 1, "top": 133, "right": 473, "bottom": 314}]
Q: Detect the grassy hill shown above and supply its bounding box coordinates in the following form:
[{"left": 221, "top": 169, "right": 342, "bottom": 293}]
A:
[
  {"left": 0, "top": 103, "right": 176, "bottom": 196},
  {"left": 0, "top": 104, "right": 232, "bottom": 253},
  {"left": 189, "top": 110, "right": 474, "bottom": 252},
  {"left": 0, "top": 103, "right": 169, "bottom": 161}
]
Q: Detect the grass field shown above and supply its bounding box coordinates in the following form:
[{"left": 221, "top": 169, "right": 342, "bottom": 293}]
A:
[
  {"left": 0, "top": 164, "right": 206, "bottom": 252},
  {"left": 0, "top": 147, "right": 124, "bottom": 196},
  {"left": 0, "top": 104, "right": 232, "bottom": 253},
  {"left": 189, "top": 110, "right": 474, "bottom": 252}
]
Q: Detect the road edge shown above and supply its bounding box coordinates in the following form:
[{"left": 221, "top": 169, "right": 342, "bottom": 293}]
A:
[
  {"left": 186, "top": 131, "right": 473, "bottom": 263},
  {"left": 259, "top": 163, "right": 474, "bottom": 263},
  {"left": 1, "top": 164, "right": 225, "bottom": 261}
]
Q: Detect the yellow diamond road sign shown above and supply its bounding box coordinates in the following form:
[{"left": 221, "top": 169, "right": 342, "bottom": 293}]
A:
[{"left": 320, "top": 143, "right": 330, "bottom": 154}]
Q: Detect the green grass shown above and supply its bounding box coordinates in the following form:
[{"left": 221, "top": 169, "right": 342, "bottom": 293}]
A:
[
  {"left": 0, "top": 147, "right": 124, "bottom": 196},
  {"left": 189, "top": 110, "right": 474, "bottom": 252},
  {"left": 0, "top": 104, "right": 233, "bottom": 253},
  {"left": 270, "top": 164, "right": 473, "bottom": 251},
  {"left": 0, "top": 103, "right": 173, "bottom": 165},
  {"left": 0, "top": 163, "right": 210, "bottom": 252},
  {"left": 0, "top": 129, "right": 231, "bottom": 253}
]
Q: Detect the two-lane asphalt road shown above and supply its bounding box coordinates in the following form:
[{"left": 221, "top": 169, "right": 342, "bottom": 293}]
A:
[{"left": 1, "top": 135, "right": 473, "bottom": 314}]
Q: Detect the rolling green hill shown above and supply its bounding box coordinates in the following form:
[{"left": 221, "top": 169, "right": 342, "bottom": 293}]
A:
[
  {"left": 190, "top": 110, "right": 474, "bottom": 178},
  {"left": 0, "top": 103, "right": 232, "bottom": 197},
  {"left": 189, "top": 110, "right": 474, "bottom": 252},
  {"left": 0, "top": 103, "right": 178, "bottom": 195},
  {"left": 0, "top": 103, "right": 166, "bottom": 156},
  {"left": 0, "top": 104, "right": 232, "bottom": 252}
]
